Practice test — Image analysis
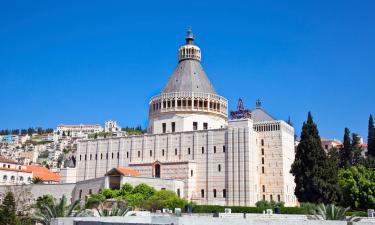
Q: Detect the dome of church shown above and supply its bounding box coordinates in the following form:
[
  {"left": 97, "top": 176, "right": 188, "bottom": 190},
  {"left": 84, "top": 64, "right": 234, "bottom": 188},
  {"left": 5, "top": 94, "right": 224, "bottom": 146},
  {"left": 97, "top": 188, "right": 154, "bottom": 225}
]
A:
[
  {"left": 148, "top": 28, "right": 228, "bottom": 134},
  {"left": 162, "top": 28, "right": 216, "bottom": 94}
]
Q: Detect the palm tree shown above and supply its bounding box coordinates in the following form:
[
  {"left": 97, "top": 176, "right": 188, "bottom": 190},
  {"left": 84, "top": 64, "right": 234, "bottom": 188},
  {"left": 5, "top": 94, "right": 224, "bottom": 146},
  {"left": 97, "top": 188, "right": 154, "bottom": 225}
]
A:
[
  {"left": 34, "top": 195, "right": 85, "bottom": 225},
  {"left": 31, "top": 177, "right": 44, "bottom": 184},
  {"left": 310, "top": 204, "right": 350, "bottom": 220}
]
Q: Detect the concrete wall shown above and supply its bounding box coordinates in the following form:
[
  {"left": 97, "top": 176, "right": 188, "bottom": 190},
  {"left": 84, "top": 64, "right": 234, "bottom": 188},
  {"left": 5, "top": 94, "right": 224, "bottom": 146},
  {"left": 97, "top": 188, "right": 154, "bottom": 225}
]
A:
[
  {"left": 0, "top": 183, "right": 76, "bottom": 202},
  {"left": 51, "top": 214, "right": 375, "bottom": 225}
]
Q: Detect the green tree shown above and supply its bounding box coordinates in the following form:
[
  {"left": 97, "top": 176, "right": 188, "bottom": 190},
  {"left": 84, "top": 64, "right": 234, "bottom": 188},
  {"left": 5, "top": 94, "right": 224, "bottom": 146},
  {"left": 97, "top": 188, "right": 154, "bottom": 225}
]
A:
[
  {"left": 350, "top": 133, "right": 364, "bottom": 166},
  {"left": 340, "top": 128, "right": 352, "bottom": 168},
  {"left": 132, "top": 183, "right": 156, "bottom": 200},
  {"left": 338, "top": 166, "right": 375, "bottom": 209},
  {"left": 368, "top": 114, "right": 375, "bottom": 157},
  {"left": 291, "top": 112, "right": 341, "bottom": 204},
  {"left": 119, "top": 183, "right": 134, "bottom": 196},
  {"left": 146, "top": 190, "right": 187, "bottom": 211},
  {"left": 34, "top": 195, "right": 82, "bottom": 225},
  {"left": 0, "top": 192, "right": 18, "bottom": 225},
  {"left": 35, "top": 195, "right": 55, "bottom": 209},
  {"left": 85, "top": 194, "right": 106, "bottom": 209}
]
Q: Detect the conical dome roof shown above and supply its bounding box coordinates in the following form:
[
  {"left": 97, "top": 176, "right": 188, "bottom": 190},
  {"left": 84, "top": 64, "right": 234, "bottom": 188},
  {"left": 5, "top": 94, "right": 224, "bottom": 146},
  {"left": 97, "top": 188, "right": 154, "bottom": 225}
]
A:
[
  {"left": 161, "top": 28, "right": 217, "bottom": 94},
  {"left": 161, "top": 60, "right": 217, "bottom": 94}
]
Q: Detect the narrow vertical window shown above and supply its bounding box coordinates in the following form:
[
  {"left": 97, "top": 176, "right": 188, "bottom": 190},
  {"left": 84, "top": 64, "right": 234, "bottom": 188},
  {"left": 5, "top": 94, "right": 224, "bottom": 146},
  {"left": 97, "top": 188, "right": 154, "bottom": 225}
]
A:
[
  {"left": 201, "top": 189, "right": 205, "bottom": 198},
  {"left": 175, "top": 148, "right": 178, "bottom": 155},
  {"left": 277, "top": 195, "right": 281, "bottom": 202},
  {"left": 262, "top": 157, "right": 264, "bottom": 164},
  {"left": 261, "top": 148, "right": 264, "bottom": 155},
  {"left": 150, "top": 150, "right": 152, "bottom": 157},
  {"left": 270, "top": 195, "right": 273, "bottom": 201},
  {"left": 177, "top": 189, "right": 180, "bottom": 198},
  {"left": 162, "top": 123, "right": 166, "bottom": 133},
  {"left": 223, "top": 145, "right": 226, "bottom": 153},
  {"left": 203, "top": 122, "right": 208, "bottom": 130},
  {"left": 171, "top": 122, "right": 175, "bottom": 133},
  {"left": 193, "top": 122, "right": 198, "bottom": 131},
  {"left": 188, "top": 148, "right": 191, "bottom": 155},
  {"left": 138, "top": 151, "right": 140, "bottom": 158},
  {"left": 262, "top": 185, "right": 265, "bottom": 192},
  {"left": 262, "top": 167, "right": 265, "bottom": 174},
  {"left": 223, "top": 189, "right": 226, "bottom": 198},
  {"left": 261, "top": 139, "right": 264, "bottom": 146},
  {"left": 213, "top": 146, "right": 216, "bottom": 153},
  {"left": 117, "top": 152, "right": 119, "bottom": 159},
  {"left": 126, "top": 152, "right": 129, "bottom": 158},
  {"left": 90, "top": 154, "right": 92, "bottom": 160},
  {"left": 213, "top": 189, "right": 217, "bottom": 198},
  {"left": 191, "top": 170, "right": 193, "bottom": 177},
  {"left": 162, "top": 149, "right": 165, "bottom": 156},
  {"left": 201, "top": 147, "right": 204, "bottom": 154},
  {"left": 218, "top": 164, "right": 221, "bottom": 172}
]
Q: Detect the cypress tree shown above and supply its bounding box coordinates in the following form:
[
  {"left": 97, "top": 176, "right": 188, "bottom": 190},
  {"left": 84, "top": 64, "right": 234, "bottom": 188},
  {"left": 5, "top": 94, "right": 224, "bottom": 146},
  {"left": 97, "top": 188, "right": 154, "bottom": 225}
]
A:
[
  {"left": 291, "top": 112, "right": 340, "bottom": 204},
  {"left": 340, "top": 128, "right": 352, "bottom": 168},
  {"left": 368, "top": 114, "right": 375, "bottom": 157},
  {"left": 0, "top": 192, "right": 18, "bottom": 225}
]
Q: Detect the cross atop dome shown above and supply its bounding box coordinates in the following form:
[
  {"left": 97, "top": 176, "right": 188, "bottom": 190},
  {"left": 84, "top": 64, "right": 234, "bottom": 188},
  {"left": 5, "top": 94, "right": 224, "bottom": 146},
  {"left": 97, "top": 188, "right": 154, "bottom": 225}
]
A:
[{"left": 185, "top": 26, "right": 194, "bottom": 44}]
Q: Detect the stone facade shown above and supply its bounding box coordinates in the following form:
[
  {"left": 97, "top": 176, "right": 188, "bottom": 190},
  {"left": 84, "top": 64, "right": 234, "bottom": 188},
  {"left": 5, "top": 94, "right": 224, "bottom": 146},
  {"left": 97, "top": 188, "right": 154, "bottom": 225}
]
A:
[{"left": 75, "top": 29, "right": 298, "bottom": 207}]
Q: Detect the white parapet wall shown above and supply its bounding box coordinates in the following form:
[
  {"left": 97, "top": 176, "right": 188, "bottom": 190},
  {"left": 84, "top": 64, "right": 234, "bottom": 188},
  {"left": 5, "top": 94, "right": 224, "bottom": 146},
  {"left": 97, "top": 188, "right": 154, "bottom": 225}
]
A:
[{"left": 51, "top": 214, "right": 375, "bottom": 225}]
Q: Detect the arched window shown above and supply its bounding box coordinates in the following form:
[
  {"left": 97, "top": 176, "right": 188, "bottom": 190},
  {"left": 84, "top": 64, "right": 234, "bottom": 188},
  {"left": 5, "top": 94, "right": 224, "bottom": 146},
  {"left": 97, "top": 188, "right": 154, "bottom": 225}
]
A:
[
  {"left": 11, "top": 176, "right": 15, "bottom": 181},
  {"left": 20, "top": 176, "right": 24, "bottom": 182},
  {"left": 3, "top": 175, "right": 7, "bottom": 181},
  {"left": 154, "top": 164, "right": 161, "bottom": 178}
]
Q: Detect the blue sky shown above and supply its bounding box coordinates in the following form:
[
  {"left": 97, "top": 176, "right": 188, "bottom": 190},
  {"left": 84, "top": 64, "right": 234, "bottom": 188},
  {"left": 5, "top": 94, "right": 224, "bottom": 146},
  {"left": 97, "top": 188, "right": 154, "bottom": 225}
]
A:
[{"left": 0, "top": 0, "right": 374, "bottom": 140}]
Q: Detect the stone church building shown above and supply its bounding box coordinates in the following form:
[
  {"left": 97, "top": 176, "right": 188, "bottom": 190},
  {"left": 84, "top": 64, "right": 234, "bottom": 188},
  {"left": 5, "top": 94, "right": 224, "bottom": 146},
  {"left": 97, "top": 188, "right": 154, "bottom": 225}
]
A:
[{"left": 75, "top": 29, "right": 297, "bottom": 207}]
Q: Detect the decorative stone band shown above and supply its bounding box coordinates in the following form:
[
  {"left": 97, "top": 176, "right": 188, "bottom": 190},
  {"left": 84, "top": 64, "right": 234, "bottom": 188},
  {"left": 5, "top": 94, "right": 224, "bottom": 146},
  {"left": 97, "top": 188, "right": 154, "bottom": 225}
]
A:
[{"left": 149, "top": 92, "right": 228, "bottom": 119}]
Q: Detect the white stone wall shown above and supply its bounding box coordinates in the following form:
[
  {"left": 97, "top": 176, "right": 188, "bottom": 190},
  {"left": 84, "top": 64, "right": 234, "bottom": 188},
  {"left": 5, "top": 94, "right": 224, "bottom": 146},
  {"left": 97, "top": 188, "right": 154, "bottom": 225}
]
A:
[{"left": 76, "top": 118, "right": 297, "bottom": 206}]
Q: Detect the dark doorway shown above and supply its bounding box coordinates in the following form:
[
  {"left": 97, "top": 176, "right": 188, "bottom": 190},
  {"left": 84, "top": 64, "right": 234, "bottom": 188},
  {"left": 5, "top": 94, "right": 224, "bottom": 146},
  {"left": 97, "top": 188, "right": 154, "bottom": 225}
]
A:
[{"left": 155, "top": 164, "right": 161, "bottom": 178}]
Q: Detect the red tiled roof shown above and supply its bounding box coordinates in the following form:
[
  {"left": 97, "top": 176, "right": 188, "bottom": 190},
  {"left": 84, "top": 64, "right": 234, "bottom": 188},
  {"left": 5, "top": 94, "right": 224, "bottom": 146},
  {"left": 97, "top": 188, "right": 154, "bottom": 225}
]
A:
[
  {"left": 112, "top": 167, "right": 140, "bottom": 177},
  {"left": 33, "top": 173, "right": 60, "bottom": 182},
  {"left": 25, "top": 165, "right": 60, "bottom": 182}
]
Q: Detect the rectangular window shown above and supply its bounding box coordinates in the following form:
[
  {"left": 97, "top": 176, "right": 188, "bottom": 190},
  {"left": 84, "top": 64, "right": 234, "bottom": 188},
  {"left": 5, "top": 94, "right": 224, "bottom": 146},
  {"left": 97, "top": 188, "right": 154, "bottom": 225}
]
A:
[
  {"left": 213, "top": 189, "right": 217, "bottom": 198},
  {"left": 193, "top": 122, "right": 198, "bottom": 131},
  {"left": 262, "top": 157, "right": 264, "bottom": 164},
  {"left": 90, "top": 154, "right": 92, "bottom": 160},
  {"left": 126, "top": 152, "right": 129, "bottom": 158},
  {"left": 263, "top": 195, "right": 265, "bottom": 201},
  {"left": 201, "top": 189, "right": 205, "bottom": 198},
  {"left": 223, "top": 146, "right": 226, "bottom": 153},
  {"left": 95, "top": 154, "right": 97, "bottom": 160},
  {"left": 177, "top": 189, "right": 180, "bottom": 198},
  {"left": 162, "top": 149, "right": 165, "bottom": 156},
  {"left": 138, "top": 151, "right": 140, "bottom": 158},
  {"left": 203, "top": 122, "right": 208, "bottom": 130},
  {"left": 213, "top": 146, "right": 216, "bottom": 153},
  {"left": 175, "top": 148, "right": 178, "bottom": 155},
  {"left": 150, "top": 150, "right": 152, "bottom": 157},
  {"left": 270, "top": 195, "right": 273, "bottom": 201},
  {"left": 188, "top": 148, "right": 191, "bottom": 155},
  {"left": 277, "top": 194, "right": 281, "bottom": 202},
  {"left": 262, "top": 166, "right": 265, "bottom": 174},
  {"left": 262, "top": 185, "right": 265, "bottom": 192},
  {"left": 223, "top": 189, "right": 226, "bottom": 198},
  {"left": 171, "top": 122, "right": 175, "bottom": 133},
  {"left": 261, "top": 139, "right": 264, "bottom": 146},
  {"left": 261, "top": 148, "right": 264, "bottom": 155},
  {"left": 202, "top": 147, "right": 204, "bottom": 154},
  {"left": 162, "top": 123, "right": 166, "bottom": 133}
]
